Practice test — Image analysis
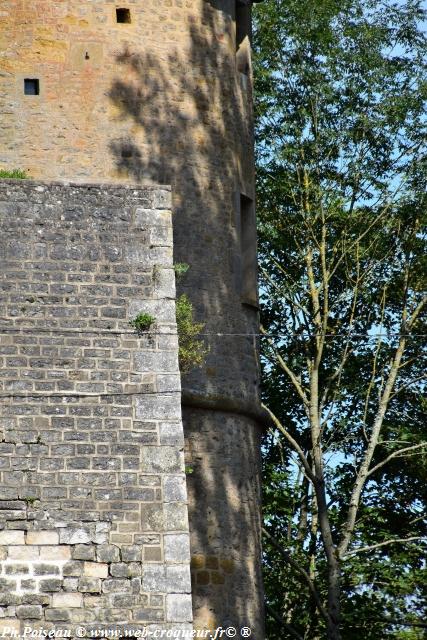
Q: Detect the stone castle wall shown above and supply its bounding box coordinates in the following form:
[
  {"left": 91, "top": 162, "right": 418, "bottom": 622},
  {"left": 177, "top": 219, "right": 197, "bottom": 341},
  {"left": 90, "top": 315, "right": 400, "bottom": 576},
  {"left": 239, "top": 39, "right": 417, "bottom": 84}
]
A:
[
  {"left": 0, "top": 0, "right": 265, "bottom": 635},
  {"left": 0, "top": 180, "right": 192, "bottom": 633}
]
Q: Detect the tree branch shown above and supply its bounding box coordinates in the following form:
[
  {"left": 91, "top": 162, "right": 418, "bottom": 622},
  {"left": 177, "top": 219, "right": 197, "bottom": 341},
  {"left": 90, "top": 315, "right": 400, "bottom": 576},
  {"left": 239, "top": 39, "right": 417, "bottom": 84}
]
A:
[
  {"left": 261, "top": 326, "right": 310, "bottom": 409},
  {"left": 265, "top": 604, "right": 305, "bottom": 640},
  {"left": 262, "top": 527, "right": 331, "bottom": 626},
  {"left": 261, "top": 403, "right": 316, "bottom": 484},
  {"left": 366, "top": 442, "right": 427, "bottom": 477},
  {"left": 344, "top": 536, "right": 426, "bottom": 557}
]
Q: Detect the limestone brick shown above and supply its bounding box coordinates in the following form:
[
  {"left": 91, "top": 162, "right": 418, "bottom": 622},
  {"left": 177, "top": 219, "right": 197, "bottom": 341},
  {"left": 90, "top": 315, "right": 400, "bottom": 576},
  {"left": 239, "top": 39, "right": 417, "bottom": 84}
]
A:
[
  {"left": 83, "top": 562, "right": 109, "bottom": 578},
  {"left": 0, "top": 532, "right": 24, "bottom": 545},
  {"left": 26, "top": 531, "right": 59, "bottom": 546},
  {"left": 52, "top": 592, "right": 83, "bottom": 608}
]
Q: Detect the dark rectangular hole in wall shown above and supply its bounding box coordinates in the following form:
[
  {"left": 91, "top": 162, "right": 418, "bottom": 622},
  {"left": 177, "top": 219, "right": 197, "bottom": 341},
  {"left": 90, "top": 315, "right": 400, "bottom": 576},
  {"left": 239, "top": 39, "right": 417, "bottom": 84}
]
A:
[
  {"left": 235, "top": 2, "right": 251, "bottom": 75},
  {"left": 116, "top": 8, "right": 131, "bottom": 23},
  {"left": 240, "top": 194, "right": 258, "bottom": 306},
  {"left": 24, "top": 79, "right": 39, "bottom": 95}
]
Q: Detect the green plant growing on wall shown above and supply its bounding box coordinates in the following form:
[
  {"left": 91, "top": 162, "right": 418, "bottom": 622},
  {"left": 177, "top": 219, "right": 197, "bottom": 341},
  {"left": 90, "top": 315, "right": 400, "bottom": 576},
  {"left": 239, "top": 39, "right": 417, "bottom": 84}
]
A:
[
  {"left": 129, "top": 312, "right": 155, "bottom": 334},
  {"left": 174, "top": 262, "right": 190, "bottom": 279},
  {"left": 176, "top": 294, "right": 208, "bottom": 373},
  {"left": 0, "top": 169, "right": 28, "bottom": 179},
  {"left": 173, "top": 263, "right": 208, "bottom": 372}
]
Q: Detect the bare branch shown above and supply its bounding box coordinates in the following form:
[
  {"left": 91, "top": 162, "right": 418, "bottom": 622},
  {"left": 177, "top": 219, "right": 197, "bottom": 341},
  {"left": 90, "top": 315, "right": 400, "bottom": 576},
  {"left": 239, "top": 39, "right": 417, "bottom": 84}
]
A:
[
  {"left": 390, "top": 375, "right": 427, "bottom": 399},
  {"left": 344, "top": 536, "right": 426, "bottom": 557},
  {"left": 366, "top": 442, "right": 427, "bottom": 478},
  {"left": 261, "top": 326, "right": 310, "bottom": 409},
  {"left": 408, "top": 294, "right": 427, "bottom": 328},
  {"left": 338, "top": 333, "right": 407, "bottom": 558},
  {"left": 261, "top": 403, "right": 316, "bottom": 484}
]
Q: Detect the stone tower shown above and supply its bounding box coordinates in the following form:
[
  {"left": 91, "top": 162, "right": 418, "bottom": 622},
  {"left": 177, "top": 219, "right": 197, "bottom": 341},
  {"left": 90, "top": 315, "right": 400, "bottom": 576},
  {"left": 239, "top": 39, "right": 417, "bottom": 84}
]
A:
[{"left": 0, "top": 0, "right": 264, "bottom": 636}]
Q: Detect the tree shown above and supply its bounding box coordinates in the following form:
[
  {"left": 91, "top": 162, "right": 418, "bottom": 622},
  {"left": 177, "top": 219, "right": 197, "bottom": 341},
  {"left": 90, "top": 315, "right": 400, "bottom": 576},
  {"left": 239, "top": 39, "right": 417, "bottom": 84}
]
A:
[{"left": 253, "top": 1, "right": 427, "bottom": 638}]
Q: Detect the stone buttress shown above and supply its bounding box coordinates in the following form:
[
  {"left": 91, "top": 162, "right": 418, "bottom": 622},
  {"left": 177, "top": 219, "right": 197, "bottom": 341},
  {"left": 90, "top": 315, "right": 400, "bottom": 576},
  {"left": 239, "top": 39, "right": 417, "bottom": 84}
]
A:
[{"left": 0, "top": 181, "right": 192, "bottom": 633}]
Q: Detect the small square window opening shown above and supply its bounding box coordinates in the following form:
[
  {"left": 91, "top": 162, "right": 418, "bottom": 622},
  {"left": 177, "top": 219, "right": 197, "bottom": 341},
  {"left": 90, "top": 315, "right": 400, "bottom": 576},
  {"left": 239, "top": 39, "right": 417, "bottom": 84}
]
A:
[
  {"left": 24, "top": 79, "right": 40, "bottom": 95},
  {"left": 116, "top": 8, "right": 131, "bottom": 23}
]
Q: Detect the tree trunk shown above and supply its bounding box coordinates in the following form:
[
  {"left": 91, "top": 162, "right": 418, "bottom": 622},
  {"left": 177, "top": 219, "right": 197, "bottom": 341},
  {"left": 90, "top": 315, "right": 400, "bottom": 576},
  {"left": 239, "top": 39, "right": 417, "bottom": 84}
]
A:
[{"left": 326, "top": 558, "right": 342, "bottom": 640}]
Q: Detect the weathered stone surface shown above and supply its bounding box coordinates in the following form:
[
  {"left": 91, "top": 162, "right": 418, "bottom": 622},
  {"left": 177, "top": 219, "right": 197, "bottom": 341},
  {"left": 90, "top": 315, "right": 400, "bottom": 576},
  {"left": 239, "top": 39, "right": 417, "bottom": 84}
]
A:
[
  {"left": 164, "top": 535, "right": 191, "bottom": 563},
  {"left": 166, "top": 594, "right": 193, "bottom": 623},
  {"left": 163, "top": 475, "right": 187, "bottom": 502},
  {"left": 142, "top": 566, "right": 166, "bottom": 593},
  {"left": 166, "top": 565, "right": 192, "bottom": 593},
  {"left": 0, "top": 178, "right": 191, "bottom": 630},
  {"left": 0, "top": 531, "right": 24, "bottom": 545},
  {"left": 52, "top": 593, "right": 83, "bottom": 608},
  {"left": 140, "top": 447, "right": 184, "bottom": 474},
  {"left": 96, "top": 545, "right": 120, "bottom": 563},
  {"left": 16, "top": 605, "right": 42, "bottom": 620},
  {"left": 83, "top": 562, "right": 108, "bottom": 578}
]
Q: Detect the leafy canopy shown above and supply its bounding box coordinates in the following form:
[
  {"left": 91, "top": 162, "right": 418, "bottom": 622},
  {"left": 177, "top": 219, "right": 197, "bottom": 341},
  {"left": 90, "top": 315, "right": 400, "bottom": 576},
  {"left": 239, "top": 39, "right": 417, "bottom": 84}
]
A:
[{"left": 254, "top": 0, "right": 427, "bottom": 638}]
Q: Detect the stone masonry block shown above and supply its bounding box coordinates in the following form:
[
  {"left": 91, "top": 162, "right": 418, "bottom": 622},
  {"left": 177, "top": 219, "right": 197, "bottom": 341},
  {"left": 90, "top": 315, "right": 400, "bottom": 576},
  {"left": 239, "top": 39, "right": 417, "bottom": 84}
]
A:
[
  {"left": 78, "top": 577, "right": 101, "bottom": 593},
  {"left": 45, "top": 609, "right": 71, "bottom": 622},
  {"left": 153, "top": 268, "right": 175, "bottom": 299},
  {"left": 150, "top": 226, "right": 173, "bottom": 248},
  {"left": 166, "top": 594, "right": 193, "bottom": 623},
  {"left": 0, "top": 620, "right": 21, "bottom": 634},
  {"left": 136, "top": 394, "right": 182, "bottom": 421},
  {"left": 16, "top": 605, "right": 43, "bottom": 620},
  {"left": 83, "top": 562, "right": 109, "bottom": 578},
  {"left": 8, "top": 546, "right": 39, "bottom": 560},
  {"left": 135, "top": 208, "right": 172, "bottom": 228},
  {"left": 163, "top": 475, "right": 187, "bottom": 502},
  {"left": 73, "top": 545, "right": 96, "bottom": 561},
  {"left": 39, "top": 579, "right": 62, "bottom": 592},
  {"left": 166, "top": 565, "right": 192, "bottom": 593},
  {"left": 26, "top": 531, "right": 58, "bottom": 545},
  {"left": 159, "top": 423, "right": 185, "bottom": 446},
  {"left": 133, "top": 351, "right": 178, "bottom": 374},
  {"left": 101, "top": 579, "right": 132, "bottom": 594},
  {"left": 59, "top": 527, "right": 91, "bottom": 544},
  {"left": 40, "top": 546, "right": 71, "bottom": 561},
  {"left": 52, "top": 592, "right": 83, "bottom": 608},
  {"left": 156, "top": 374, "right": 181, "bottom": 393},
  {"left": 110, "top": 562, "right": 130, "bottom": 578},
  {"left": 96, "top": 545, "right": 120, "bottom": 563},
  {"left": 0, "top": 531, "right": 25, "bottom": 545},
  {"left": 120, "top": 546, "right": 142, "bottom": 562},
  {"left": 142, "top": 565, "right": 166, "bottom": 593},
  {"left": 129, "top": 299, "right": 176, "bottom": 323},
  {"left": 140, "top": 446, "right": 184, "bottom": 474},
  {"left": 151, "top": 190, "right": 172, "bottom": 210},
  {"left": 164, "top": 534, "right": 191, "bottom": 563}
]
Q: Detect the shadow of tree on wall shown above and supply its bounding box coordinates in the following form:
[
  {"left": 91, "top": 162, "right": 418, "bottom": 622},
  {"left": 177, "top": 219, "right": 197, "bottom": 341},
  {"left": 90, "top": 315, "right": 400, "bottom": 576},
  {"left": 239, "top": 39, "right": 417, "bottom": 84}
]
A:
[{"left": 107, "top": 0, "right": 264, "bottom": 635}]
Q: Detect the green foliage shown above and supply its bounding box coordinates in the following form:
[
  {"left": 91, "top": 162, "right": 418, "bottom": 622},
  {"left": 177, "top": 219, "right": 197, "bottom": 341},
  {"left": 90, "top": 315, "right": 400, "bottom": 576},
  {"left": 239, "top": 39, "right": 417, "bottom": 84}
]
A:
[
  {"left": 129, "top": 312, "right": 155, "bottom": 334},
  {"left": 254, "top": 0, "right": 427, "bottom": 638},
  {"left": 0, "top": 169, "right": 28, "bottom": 179},
  {"left": 174, "top": 262, "right": 190, "bottom": 280},
  {"left": 176, "top": 294, "right": 208, "bottom": 373}
]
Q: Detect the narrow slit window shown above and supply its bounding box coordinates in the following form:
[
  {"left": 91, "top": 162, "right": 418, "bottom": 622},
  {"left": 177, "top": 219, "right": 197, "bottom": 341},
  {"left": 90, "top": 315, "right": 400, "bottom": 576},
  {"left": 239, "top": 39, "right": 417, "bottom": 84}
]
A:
[
  {"left": 235, "top": 1, "right": 251, "bottom": 75},
  {"left": 116, "top": 8, "right": 131, "bottom": 23},
  {"left": 240, "top": 194, "right": 258, "bottom": 306},
  {"left": 24, "top": 79, "right": 40, "bottom": 95}
]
